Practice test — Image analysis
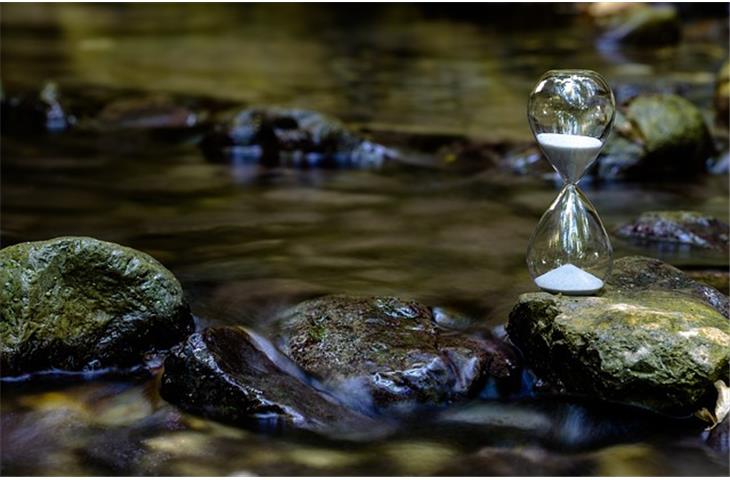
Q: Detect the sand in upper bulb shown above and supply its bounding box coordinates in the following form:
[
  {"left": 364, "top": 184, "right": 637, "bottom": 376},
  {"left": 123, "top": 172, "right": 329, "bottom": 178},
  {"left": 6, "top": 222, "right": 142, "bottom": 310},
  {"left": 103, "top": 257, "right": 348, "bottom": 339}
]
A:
[
  {"left": 534, "top": 263, "right": 604, "bottom": 295},
  {"left": 536, "top": 133, "right": 603, "bottom": 183}
]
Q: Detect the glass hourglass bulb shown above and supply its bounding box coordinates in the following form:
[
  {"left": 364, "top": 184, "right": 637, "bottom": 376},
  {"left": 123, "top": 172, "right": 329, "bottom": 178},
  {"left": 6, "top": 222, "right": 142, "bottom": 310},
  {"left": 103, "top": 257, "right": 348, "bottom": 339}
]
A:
[{"left": 526, "top": 70, "right": 615, "bottom": 295}]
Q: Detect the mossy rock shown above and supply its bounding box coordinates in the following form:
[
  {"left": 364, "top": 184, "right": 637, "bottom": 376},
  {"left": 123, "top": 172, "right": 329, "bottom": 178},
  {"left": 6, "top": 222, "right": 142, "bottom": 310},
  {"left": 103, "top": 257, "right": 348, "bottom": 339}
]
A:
[
  {"left": 507, "top": 256, "right": 730, "bottom": 415},
  {"left": 277, "top": 295, "right": 521, "bottom": 409},
  {"left": 0, "top": 237, "right": 194, "bottom": 377},
  {"left": 626, "top": 94, "right": 713, "bottom": 155},
  {"left": 598, "top": 95, "right": 714, "bottom": 179}
]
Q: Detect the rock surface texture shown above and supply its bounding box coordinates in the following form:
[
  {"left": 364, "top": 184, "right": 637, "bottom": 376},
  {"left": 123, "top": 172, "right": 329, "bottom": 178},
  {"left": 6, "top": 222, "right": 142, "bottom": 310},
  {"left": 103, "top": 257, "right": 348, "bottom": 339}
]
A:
[
  {"left": 277, "top": 295, "right": 521, "bottom": 409},
  {"left": 0, "top": 237, "right": 194, "bottom": 376},
  {"left": 507, "top": 256, "right": 730, "bottom": 415},
  {"left": 160, "top": 326, "right": 376, "bottom": 434}
]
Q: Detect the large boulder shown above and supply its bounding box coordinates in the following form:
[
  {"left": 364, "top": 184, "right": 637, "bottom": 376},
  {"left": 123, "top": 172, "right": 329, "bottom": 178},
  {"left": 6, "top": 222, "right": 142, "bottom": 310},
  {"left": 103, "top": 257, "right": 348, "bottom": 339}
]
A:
[
  {"left": 507, "top": 256, "right": 730, "bottom": 415},
  {"left": 159, "top": 326, "right": 377, "bottom": 435},
  {"left": 277, "top": 295, "right": 521, "bottom": 410},
  {"left": 616, "top": 211, "right": 730, "bottom": 252},
  {"left": 0, "top": 237, "right": 194, "bottom": 377},
  {"left": 598, "top": 95, "right": 714, "bottom": 180},
  {"left": 201, "top": 107, "right": 396, "bottom": 167}
]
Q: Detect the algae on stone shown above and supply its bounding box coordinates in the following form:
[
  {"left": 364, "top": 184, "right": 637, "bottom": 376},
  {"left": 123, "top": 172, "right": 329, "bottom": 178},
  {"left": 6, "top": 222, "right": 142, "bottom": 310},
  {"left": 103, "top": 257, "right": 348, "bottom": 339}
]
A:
[
  {"left": 277, "top": 295, "right": 521, "bottom": 409},
  {"left": 507, "top": 256, "right": 730, "bottom": 415},
  {"left": 598, "top": 95, "right": 714, "bottom": 179},
  {"left": 0, "top": 236, "right": 194, "bottom": 376}
]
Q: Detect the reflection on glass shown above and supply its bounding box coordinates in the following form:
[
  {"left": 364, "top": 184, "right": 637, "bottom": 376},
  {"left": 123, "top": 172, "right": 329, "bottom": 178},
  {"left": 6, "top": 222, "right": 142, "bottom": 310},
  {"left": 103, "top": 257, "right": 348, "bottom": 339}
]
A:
[{"left": 526, "top": 70, "right": 615, "bottom": 295}]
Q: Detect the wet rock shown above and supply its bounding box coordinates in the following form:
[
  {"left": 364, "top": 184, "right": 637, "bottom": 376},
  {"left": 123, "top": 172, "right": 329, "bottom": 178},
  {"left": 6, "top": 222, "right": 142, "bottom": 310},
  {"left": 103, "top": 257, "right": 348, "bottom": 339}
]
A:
[
  {"left": 0, "top": 82, "right": 72, "bottom": 133},
  {"left": 0, "top": 237, "right": 193, "bottom": 377},
  {"left": 277, "top": 296, "right": 521, "bottom": 410},
  {"left": 598, "top": 95, "right": 714, "bottom": 180},
  {"left": 507, "top": 256, "right": 730, "bottom": 415},
  {"left": 715, "top": 61, "right": 729, "bottom": 129},
  {"left": 94, "top": 95, "right": 198, "bottom": 130},
  {"left": 616, "top": 211, "right": 729, "bottom": 251},
  {"left": 159, "top": 326, "right": 376, "bottom": 434},
  {"left": 201, "top": 107, "right": 396, "bottom": 167},
  {"left": 608, "top": 256, "right": 729, "bottom": 318},
  {"left": 599, "top": 5, "right": 681, "bottom": 46}
]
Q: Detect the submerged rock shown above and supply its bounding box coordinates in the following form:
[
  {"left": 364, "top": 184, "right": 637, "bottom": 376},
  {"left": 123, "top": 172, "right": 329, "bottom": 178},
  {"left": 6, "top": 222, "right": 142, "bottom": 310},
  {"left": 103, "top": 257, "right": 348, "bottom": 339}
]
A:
[
  {"left": 159, "top": 326, "right": 376, "bottom": 434},
  {"left": 598, "top": 95, "right": 714, "bottom": 180},
  {"left": 599, "top": 5, "right": 681, "bottom": 46},
  {"left": 201, "top": 107, "right": 396, "bottom": 167},
  {"left": 616, "top": 211, "right": 730, "bottom": 251},
  {"left": 0, "top": 82, "right": 72, "bottom": 133},
  {"left": 507, "top": 256, "right": 730, "bottom": 415},
  {"left": 93, "top": 95, "right": 199, "bottom": 130},
  {"left": 277, "top": 296, "right": 521, "bottom": 410},
  {"left": 0, "top": 237, "right": 194, "bottom": 377}
]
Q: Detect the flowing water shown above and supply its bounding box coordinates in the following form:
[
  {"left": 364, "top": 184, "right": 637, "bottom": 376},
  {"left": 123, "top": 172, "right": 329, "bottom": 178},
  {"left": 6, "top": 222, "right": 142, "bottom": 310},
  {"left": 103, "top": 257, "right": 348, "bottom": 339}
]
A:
[{"left": 1, "top": 4, "right": 729, "bottom": 476}]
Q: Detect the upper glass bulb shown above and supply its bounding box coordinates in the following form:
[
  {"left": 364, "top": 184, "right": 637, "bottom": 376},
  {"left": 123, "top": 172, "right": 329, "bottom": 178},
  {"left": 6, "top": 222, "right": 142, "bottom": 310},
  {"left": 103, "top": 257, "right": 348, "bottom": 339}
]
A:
[{"left": 528, "top": 70, "right": 615, "bottom": 183}]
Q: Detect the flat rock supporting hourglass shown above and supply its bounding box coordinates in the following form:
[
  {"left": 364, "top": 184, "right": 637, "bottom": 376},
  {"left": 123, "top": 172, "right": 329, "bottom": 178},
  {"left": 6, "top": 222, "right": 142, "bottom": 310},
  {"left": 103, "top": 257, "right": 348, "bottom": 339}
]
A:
[
  {"left": 534, "top": 263, "right": 604, "bottom": 295},
  {"left": 536, "top": 133, "right": 603, "bottom": 182}
]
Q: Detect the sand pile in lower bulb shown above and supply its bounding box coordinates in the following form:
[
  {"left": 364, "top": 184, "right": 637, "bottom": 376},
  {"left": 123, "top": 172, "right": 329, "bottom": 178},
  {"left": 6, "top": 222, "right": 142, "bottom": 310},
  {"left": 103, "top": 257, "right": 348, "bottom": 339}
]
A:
[{"left": 534, "top": 263, "right": 604, "bottom": 295}]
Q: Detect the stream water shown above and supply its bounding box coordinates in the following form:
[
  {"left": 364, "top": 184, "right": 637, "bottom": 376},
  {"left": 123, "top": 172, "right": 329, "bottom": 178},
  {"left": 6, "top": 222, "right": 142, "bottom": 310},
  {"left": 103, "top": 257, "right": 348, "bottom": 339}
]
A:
[{"left": 1, "top": 4, "right": 729, "bottom": 476}]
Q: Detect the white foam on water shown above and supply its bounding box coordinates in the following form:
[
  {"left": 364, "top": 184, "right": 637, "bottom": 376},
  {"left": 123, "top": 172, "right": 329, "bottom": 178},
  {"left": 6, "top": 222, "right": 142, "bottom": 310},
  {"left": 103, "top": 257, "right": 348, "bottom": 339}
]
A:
[
  {"left": 534, "top": 263, "right": 604, "bottom": 295},
  {"left": 536, "top": 133, "right": 603, "bottom": 183}
]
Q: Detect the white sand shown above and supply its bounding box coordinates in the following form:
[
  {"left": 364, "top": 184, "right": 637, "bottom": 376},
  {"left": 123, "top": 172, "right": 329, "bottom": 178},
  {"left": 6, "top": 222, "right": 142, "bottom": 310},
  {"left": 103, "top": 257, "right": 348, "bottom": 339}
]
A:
[
  {"left": 534, "top": 263, "right": 604, "bottom": 295},
  {"left": 536, "top": 133, "right": 603, "bottom": 183}
]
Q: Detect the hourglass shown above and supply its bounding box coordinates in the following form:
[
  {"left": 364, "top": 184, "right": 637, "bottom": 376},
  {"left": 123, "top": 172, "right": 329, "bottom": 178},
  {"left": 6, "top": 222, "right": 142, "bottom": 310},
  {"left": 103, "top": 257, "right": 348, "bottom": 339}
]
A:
[{"left": 526, "top": 70, "right": 615, "bottom": 295}]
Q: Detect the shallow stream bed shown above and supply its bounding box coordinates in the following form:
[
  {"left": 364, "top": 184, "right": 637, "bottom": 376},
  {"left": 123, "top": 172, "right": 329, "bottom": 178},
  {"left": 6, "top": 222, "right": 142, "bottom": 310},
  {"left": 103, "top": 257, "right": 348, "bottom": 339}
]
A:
[{"left": 1, "top": 4, "right": 728, "bottom": 476}]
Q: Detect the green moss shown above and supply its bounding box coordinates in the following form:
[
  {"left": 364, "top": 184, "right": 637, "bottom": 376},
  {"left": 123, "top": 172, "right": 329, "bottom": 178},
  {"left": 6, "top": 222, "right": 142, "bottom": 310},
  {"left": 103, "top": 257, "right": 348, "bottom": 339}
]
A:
[
  {"left": 625, "top": 94, "right": 712, "bottom": 159},
  {"left": 508, "top": 256, "right": 730, "bottom": 415},
  {"left": 0, "top": 236, "right": 193, "bottom": 376}
]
